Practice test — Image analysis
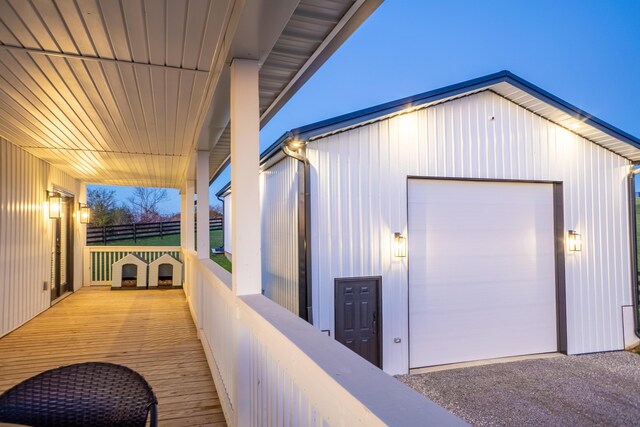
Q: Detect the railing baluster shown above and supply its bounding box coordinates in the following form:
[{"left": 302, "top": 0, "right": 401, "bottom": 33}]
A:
[{"left": 180, "top": 252, "right": 463, "bottom": 427}]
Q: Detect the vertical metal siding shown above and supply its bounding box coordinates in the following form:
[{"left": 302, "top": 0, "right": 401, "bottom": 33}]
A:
[
  {"left": 260, "top": 157, "right": 300, "bottom": 315},
  {"left": 0, "top": 137, "right": 82, "bottom": 338},
  {"left": 307, "top": 91, "right": 632, "bottom": 375}
]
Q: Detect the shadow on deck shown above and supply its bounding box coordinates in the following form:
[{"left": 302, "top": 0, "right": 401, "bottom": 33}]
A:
[{"left": 0, "top": 287, "right": 226, "bottom": 426}]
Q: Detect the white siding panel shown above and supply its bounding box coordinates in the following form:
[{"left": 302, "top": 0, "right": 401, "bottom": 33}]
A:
[
  {"left": 307, "top": 91, "right": 632, "bottom": 375},
  {"left": 0, "top": 138, "right": 83, "bottom": 338},
  {"left": 260, "top": 157, "right": 299, "bottom": 315}
]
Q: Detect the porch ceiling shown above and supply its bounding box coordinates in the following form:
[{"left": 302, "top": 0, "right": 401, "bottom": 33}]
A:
[
  {"left": 207, "top": 0, "right": 383, "bottom": 181},
  {"left": 0, "top": 0, "right": 382, "bottom": 188}
]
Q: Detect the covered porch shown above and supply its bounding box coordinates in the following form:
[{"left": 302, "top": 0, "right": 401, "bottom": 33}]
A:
[
  {"left": 0, "top": 287, "right": 225, "bottom": 426},
  {"left": 0, "top": 0, "right": 465, "bottom": 425}
]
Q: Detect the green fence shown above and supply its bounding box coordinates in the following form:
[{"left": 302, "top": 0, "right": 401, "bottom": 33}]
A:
[{"left": 88, "top": 247, "right": 182, "bottom": 284}]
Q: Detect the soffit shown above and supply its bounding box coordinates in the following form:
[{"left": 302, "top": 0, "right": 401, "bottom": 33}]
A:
[
  {"left": 0, "top": 0, "right": 231, "bottom": 187},
  {"left": 489, "top": 81, "right": 640, "bottom": 161},
  {"left": 208, "top": 0, "right": 382, "bottom": 181}
]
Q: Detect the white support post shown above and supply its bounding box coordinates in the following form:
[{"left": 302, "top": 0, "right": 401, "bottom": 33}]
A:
[
  {"left": 78, "top": 182, "right": 87, "bottom": 289},
  {"left": 185, "top": 180, "right": 195, "bottom": 252},
  {"left": 230, "top": 58, "right": 262, "bottom": 296},
  {"left": 180, "top": 190, "right": 186, "bottom": 248},
  {"left": 197, "top": 152, "right": 210, "bottom": 259},
  {"left": 230, "top": 59, "right": 262, "bottom": 427}
]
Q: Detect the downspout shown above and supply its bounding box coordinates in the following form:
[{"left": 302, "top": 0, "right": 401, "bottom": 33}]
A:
[
  {"left": 629, "top": 164, "right": 640, "bottom": 339},
  {"left": 282, "top": 136, "right": 313, "bottom": 324}
]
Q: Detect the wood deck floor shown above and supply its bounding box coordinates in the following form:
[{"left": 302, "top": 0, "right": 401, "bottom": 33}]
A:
[{"left": 0, "top": 287, "right": 226, "bottom": 426}]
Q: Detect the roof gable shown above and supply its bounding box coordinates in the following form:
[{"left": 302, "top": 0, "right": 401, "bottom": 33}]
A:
[{"left": 281, "top": 71, "right": 640, "bottom": 162}]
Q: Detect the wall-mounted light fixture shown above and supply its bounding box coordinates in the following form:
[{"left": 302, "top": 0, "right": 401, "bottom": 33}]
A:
[
  {"left": 567, "top": 230, "right": 582, "bottom": 252},
  {"left": 48, "top": 192, "right": 62, "bottom": 219},
  {"left": 79, "top": 203, "right": 91, "bottom": 224},
  {"left": 393, "top": 232, "right": 407, "bottom": 257},
  {"left": 286, "top": 138, "right": 304, "bottom": 151}
]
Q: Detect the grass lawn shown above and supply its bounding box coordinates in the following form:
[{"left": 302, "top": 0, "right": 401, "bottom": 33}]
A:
[
  {"left": 92, "top": 230, "right": 223, "bottom": 248},
  {"left": 92, "top": 229, "right": 232, "bottom": 272},
  {"left": 211, "top": 254, "right": 232, "bottom": 272}
]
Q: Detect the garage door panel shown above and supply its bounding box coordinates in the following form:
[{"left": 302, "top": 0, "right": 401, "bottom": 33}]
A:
[
  {"left": 410, "top": 207, "right": 555, "bottom": 231},
  {"left": 413, "top": 285, "right": 557, "bottom": 322},
  {"left": 415, "top": 256, "right": 556, "bottom": 285},
  {"left": 415, "top": 307, "right": 556, "bottom": 343},
  {"left": 413, "top": 225, "right": 555, "bottom": 255},
  {"left": 411, "top": 305, "right": 558, "bottom": 366},
  {"left": 408, "top": 179, "right": 558, "bottom": 368}
]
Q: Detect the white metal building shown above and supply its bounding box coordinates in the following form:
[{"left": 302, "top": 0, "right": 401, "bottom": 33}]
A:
[
  {"left": 220, "top": 71, "right": 640, "bottom": 375},
  {"left": 0, "top": 2, "right": 473, "bottom": 424}
]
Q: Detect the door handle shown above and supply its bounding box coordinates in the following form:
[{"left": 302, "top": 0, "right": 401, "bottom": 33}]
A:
[{"left": 372, "top": 312, "right": 377, "bottom": 332}]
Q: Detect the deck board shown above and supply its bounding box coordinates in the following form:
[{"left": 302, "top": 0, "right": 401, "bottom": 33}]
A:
[{"left": 0, "top": 287, "right": 226, "bottom": 426}]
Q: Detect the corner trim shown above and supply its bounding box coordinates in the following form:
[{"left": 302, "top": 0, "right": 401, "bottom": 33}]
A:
[{"left": 627, "top": 173, "right": 640, "bottom": 338}]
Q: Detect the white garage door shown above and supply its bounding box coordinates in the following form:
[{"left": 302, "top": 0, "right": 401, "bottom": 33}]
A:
[{"left": 408, "top": 179, "right": 558, "bottom": 368}]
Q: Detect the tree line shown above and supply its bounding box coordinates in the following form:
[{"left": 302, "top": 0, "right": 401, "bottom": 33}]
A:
[{"left": 87, "top": 187, "right": 222, "bottom": 227}]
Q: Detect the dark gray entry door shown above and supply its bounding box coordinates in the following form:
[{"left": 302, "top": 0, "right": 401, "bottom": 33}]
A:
[
  {"left": 334, "top": 277, "right": 381, "bottom": 368},
  {"left": 52, "top": 196, "right": 73, "bottom": 302}
]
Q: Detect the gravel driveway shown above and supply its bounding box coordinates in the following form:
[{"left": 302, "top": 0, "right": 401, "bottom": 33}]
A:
[{"left": 396, "top": 352, "right": 640, "bottom": 427}]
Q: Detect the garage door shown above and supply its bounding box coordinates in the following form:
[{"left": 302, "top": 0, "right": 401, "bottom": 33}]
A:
[{"left": 408, "top": 179, "right": 558, "bottom": 368}]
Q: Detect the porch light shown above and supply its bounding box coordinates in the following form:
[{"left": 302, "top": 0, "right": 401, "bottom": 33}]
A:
[
  {"left": 79, "top": 203, "right": 91, "bottom": 224},
  {"left": 393, "top": 232, "right": 407, "bottom": 257},
  {"left": 48, "top": 193, "right": 62, "bottom": 219},
  {"left": 567, "top": 230, "right": 582, "bottom": 252}
]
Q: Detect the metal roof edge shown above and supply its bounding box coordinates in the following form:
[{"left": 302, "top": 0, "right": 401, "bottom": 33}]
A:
[
  {"left": 215, "top": 181, "right": 231, "bottom": 198},
  {"left": 259, "top": 0, "right": 385, "bottom": 127},
  {"left": 215, "top": 131, "right": 292, "bottom": 196},
  {"left": 261, "top": 132, "right": 293, "bottom": 164},
  {"left": 290, "top": 70, "right": 513, "bottom": 139},
  {"left": 217, "top": 70, "right": 640, "bottom": 195},
  {"left": 210, "top": 157, "right": 230, "bottom": 186},
  {"left": 500, "top": 71, "right": 640, "bottom": 149},
  {"left": 287, "top": 70, "right": 640, "bottom": 149}
]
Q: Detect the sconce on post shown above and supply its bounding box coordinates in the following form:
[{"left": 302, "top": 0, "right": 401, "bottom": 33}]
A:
[
  {"left": 79, "top": 203, "right": 91, "bottom": 224},
  {"left": 48, "top": 192, "right": 62, "bottom": 219},
  {"left": 393, "top": 232, "right": 407, "bottom": 257},
  {"left": 567, "top": 230, "right": 582, "bottom": 252}
]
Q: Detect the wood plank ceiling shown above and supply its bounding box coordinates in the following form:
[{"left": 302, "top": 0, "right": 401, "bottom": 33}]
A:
[
  {"left": 0, "top": 0, "right": 228, "bottom": 188},
  {"left": 0, "top": 0, "right": 381, "bottom": 188}
]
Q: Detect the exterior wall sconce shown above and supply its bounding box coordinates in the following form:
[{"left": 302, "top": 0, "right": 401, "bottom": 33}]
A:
[
  {"left": 48, "top": 192, "right": 62, "bottom": 219},
  {"left": 393, "top": 232, "right": 407, "bottom": 257},
  {"left": 567, "top": 230, "right": 582, "bottom": 252},
  {"left": 79, "top": 203, "right": 91, "bottom": 224}
]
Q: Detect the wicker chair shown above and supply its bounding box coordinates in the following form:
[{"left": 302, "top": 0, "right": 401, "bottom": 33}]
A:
[{"left": 0, "top": 362, "right": 158, "bottom": 427}]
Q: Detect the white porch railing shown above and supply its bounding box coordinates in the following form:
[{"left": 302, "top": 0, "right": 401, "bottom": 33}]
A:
[
  {"left": 183, "top": 251, "right": 465, "bottom": 426},
  {"left": 83, "top": 246, "right": 182, "bottom": 286}
]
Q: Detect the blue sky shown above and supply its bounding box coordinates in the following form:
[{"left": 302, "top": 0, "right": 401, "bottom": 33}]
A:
[{"left": 92, "top": 0, "right": 640, "bottom": 214}]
